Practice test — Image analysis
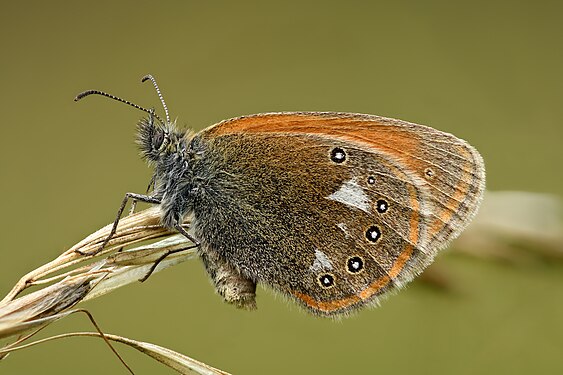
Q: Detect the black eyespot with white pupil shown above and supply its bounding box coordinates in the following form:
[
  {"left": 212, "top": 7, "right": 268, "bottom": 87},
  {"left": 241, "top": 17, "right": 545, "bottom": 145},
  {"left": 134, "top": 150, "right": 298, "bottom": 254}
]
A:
[
  {"left": 347, "top": 256, "right": 364, "bottom": 273},
  {"left": 366, "top": 226, "right": 381, "bottom": 242},
  {"left": 424, "top": 168, "right": 435, "bottom": 179},
  {"left": 330, "top": 147, "right": 346, "bottom": 163},
  {"left": 319, "top": 274, "right": 335, "bottom": 288},
  {"left": 376, "top": 199, "right": 388, "bottom": 213},
  {"left": 367, "top": 176, "right": 376, "bottom": 185}
]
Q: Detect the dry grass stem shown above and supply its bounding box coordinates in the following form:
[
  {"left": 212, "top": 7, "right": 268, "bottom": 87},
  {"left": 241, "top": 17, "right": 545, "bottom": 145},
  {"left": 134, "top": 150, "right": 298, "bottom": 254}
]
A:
[
  {"left": 1, "top": 331, "right": 230, "bottom": 375},
  {"left": 0, "top": 206, "right": 197, "bottom": 338},
  {"left": 0, "top": 206, "right": 214, "bottom": 374}
]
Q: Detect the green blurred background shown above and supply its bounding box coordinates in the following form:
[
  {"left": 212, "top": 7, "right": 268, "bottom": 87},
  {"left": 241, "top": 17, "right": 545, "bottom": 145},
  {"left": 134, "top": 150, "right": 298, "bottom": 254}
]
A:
[{"left": 1, "top": 1, "right": 562, "bottom": 374}]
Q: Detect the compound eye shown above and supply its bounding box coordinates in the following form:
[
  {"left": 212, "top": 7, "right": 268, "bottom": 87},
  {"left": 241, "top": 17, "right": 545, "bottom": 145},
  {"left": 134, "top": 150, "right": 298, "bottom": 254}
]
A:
[{"left": 153, "top": 128, "right": 165, "bottom": 151}]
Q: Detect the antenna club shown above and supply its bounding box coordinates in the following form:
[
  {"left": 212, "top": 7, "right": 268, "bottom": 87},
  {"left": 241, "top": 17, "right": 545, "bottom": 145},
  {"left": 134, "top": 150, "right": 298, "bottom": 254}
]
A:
[
  {"left": 74, "top": 90, "right": 97, "bottom": 102},
  {"left": 141, "top": 74, "right": 154, "bottom": 83}
]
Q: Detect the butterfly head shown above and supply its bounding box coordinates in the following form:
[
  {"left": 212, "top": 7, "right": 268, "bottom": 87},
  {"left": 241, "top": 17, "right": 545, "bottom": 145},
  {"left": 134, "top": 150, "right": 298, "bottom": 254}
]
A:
[
  {"left": 75, "top": 74, "right": 190, "bottom": 165},
  {"left": 136, "top": 113, "right": 185, "bottom": 163}
]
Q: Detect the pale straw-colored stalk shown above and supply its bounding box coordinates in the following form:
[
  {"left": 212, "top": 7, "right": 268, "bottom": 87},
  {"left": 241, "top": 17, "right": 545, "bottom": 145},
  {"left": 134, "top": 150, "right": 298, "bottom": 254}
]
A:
[{"left": 0, "top": 206, "right": 229, "bottom": 374}]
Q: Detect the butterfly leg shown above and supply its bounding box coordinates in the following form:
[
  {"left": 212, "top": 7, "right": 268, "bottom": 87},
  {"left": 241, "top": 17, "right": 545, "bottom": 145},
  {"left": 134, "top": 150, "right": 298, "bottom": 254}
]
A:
[
  {"left": 138, "top": 242, "right": 200, "bottom": 282},
  {"left": 174, "top": 223, "right": 200, "bottom": 247},
  {"left": 138, "top": 224, "right": 200, "bottom": 282},
  {"left": 129, "top": 176, "right": 157, "bottom": 215},
  {"left": 77, "top": 192, "right": 161, "bottom": 256}
]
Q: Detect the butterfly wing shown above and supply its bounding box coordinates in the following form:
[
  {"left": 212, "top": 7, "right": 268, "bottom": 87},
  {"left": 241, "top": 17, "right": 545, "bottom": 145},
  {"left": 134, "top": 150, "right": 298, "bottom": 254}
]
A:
[{"left": 192, "top": 112, "right": 485, "bottom": 315}]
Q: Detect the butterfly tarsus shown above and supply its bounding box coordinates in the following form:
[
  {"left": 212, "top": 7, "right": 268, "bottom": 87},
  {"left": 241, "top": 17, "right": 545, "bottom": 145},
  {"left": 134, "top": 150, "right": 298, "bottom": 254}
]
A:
[
  {"left": 138, "top": 242, "right": 199, "bottom": 282},
  {"left": 174, "top": 223, "right": 200, "bottom": 246},
  {"left": 76, "top": 192, "right": 161, "bottom": 256},
  {"left": 139, "top": 224, "right": 200, "bottom": 282}
]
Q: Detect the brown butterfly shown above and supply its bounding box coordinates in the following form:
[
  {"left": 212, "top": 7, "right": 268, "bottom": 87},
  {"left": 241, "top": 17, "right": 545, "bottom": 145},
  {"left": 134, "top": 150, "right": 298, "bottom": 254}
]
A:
[{"left": 76, "top": 75, "right": 485, "bottom": 316}]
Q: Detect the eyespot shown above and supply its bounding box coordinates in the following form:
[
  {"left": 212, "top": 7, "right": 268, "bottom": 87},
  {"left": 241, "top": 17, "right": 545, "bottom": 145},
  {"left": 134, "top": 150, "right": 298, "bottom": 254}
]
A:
[
  {"left": 424, "top": 167, "right": 435, "bottom": 179},
  {"left": 330, "top": 147, "right": 346, "bottom": 163},
  {"left": 367, "top": 176, "right": 376, "bottom": 185},
  {"left": 366, "top": 226, "right": 381, "bottom": 243},
  {"left": 347, "top": 256, "right": 364, "bottom": 274},
  {"left": 318, "top": 273, "right": 335, "bottom": 288},
  {"left": 376, "top": 199, "right": 388, "bottom": 213}
]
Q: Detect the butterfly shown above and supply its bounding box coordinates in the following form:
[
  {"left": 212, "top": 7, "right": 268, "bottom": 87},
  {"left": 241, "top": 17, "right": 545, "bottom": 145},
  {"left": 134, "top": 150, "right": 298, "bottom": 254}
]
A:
[{"left": 76, "top": 75, "right": 485, "bottom": 316}]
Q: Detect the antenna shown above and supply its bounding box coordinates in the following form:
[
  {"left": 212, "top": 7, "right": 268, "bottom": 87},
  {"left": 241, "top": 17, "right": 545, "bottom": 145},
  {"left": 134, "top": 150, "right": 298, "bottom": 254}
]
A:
[
  {"left": 74, "top": 90, "right": 165, "bottom": 126},
  {"left": 141, "top": 74, "right": 170, "bottom": 124}
]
